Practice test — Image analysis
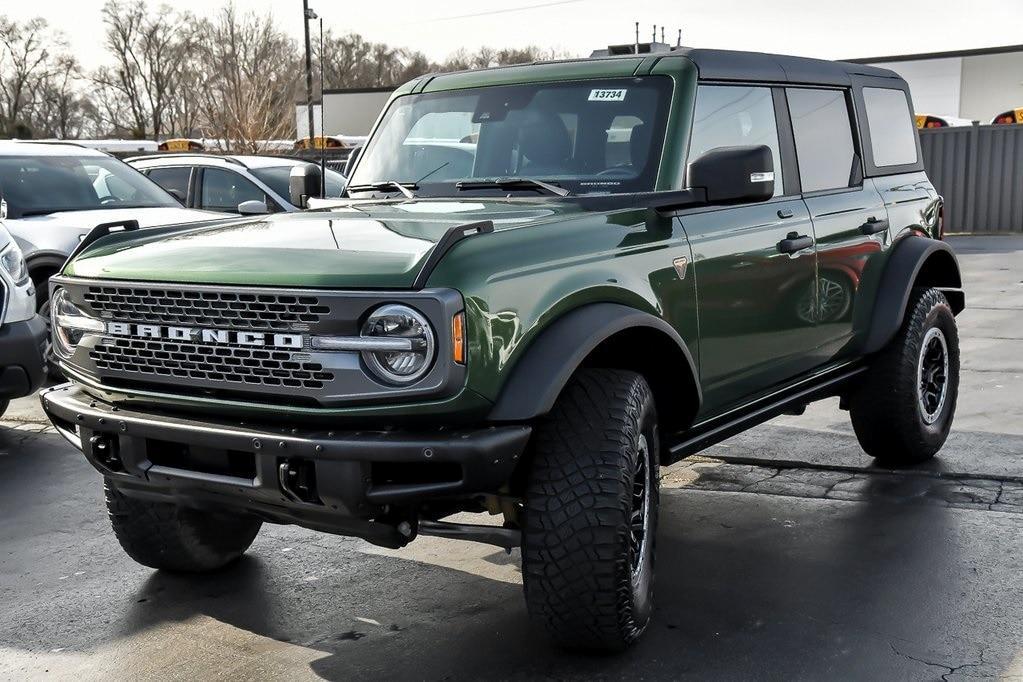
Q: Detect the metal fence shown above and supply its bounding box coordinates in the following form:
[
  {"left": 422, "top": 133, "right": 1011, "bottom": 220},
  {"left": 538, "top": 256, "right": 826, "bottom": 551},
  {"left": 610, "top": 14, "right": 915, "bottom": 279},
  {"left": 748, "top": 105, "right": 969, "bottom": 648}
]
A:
[{"left": 919, "top": 124, "right": 1023, "bottom": 233}]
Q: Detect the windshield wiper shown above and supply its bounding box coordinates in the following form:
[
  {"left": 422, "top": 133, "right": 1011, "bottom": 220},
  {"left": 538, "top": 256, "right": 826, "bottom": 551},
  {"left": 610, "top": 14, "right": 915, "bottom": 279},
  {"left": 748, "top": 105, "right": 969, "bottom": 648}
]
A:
[
  {"left": 456, "top": 178, "right": 570, "bottom": 197},
  {"left": 345, "top": 181, "right": 417, "bottom": 199}
]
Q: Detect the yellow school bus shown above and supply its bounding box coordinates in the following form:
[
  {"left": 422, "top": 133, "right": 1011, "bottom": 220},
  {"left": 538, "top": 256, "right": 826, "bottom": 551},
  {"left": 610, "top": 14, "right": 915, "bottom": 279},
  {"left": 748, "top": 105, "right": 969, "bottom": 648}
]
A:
[
  {"left": 991, "top": 107, "right": 1023, "bottom": 125},
  {"left": 158, "top": 138, "right": 204, "bottom": 152},
  {"left": 914, "top": 114, "right": 972, "bottom": 129},
  {"left": 295, "top": 135, "right": 352, "bottom": 150}
]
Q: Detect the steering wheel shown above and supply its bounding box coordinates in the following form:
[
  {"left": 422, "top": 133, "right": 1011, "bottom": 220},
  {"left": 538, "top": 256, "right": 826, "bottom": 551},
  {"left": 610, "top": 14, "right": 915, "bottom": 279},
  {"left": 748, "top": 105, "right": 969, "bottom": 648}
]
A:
[{"left": 596, "top": 165, "right": 635, "bottom": 177}]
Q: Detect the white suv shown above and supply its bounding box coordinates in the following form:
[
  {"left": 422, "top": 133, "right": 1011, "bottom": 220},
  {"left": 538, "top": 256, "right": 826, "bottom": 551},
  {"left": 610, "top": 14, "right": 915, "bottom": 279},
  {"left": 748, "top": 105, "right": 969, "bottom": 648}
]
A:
[{"left": 0, "top": 141, "right": 222, "bottom": 311}]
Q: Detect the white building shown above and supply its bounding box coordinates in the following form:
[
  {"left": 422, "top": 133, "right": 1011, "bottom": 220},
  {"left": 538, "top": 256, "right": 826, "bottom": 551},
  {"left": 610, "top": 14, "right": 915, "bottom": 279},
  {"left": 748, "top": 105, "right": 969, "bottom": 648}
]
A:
[
  {"left": 850, "top": 44, "right": 1023, "bottom": 123},
  {"left": 296, "top": 87, "right": 395, "bottom": 138}
]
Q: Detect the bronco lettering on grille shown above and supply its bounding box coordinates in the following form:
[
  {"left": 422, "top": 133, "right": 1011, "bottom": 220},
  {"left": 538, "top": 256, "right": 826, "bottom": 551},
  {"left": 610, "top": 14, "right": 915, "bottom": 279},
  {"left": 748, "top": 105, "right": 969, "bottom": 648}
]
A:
[{"left": 105, "top": 322, "right": 304, "bottom": 349}]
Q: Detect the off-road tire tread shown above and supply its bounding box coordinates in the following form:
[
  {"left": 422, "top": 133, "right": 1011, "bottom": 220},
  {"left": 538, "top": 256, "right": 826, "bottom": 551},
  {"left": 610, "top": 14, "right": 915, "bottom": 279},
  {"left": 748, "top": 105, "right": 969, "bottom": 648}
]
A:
[
  {"left": 522, "top": 368, "right": 657, "bottom": 651},
  {"left": 105, "top": 481, "right": 262, "bottom": 572},
  {"left": 850, "top": 287, "right": 959, "bottom": 465}
]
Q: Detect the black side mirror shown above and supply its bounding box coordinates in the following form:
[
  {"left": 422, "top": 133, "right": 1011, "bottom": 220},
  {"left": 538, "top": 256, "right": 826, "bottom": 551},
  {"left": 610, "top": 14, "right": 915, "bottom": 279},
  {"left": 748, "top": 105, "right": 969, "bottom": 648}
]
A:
[
  {"left": 687, "top": 145, "right": 774, "bottom": 205},
  {"left": 289, "top": 164, "right": 323, "bottom": 208},
  {"left": 167, "top": 188, "right": 186, "bottom": 204}
]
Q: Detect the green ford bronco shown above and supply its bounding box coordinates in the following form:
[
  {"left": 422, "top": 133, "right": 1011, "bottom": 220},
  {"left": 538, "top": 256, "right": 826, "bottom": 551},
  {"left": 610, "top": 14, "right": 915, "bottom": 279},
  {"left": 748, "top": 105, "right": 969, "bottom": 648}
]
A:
[{"left": 42, "top": 48, "right": 963, "bottom": 650}]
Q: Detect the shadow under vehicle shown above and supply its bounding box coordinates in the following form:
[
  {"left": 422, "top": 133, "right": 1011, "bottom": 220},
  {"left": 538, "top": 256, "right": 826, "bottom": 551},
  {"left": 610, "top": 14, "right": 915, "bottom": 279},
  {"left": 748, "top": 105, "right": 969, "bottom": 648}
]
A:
[{"left": 41, "top": 48, "right": 963, "bottom": 651}]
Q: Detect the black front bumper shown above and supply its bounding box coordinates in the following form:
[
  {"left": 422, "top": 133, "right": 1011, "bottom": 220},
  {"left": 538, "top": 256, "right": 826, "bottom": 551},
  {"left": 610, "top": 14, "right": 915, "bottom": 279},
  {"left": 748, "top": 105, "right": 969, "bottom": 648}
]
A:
[
  {"left": 0, "top": 314, "right": 47, "bottom": 401},
  {"left": 41, "top": 383, "right": 531, "bottom": 547}
]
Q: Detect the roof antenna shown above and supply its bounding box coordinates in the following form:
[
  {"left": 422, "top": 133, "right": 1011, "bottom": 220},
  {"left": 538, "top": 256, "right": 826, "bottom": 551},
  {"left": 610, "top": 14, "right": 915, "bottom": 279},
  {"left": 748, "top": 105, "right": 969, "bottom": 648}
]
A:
[
  {"left": 634, "top": 21, "right": 639, "bottom": 54},
  {"left": 660, "top": 26, "right": 665, "bottom": 43},
  {"left": 677, "top": 28, "right": 682, "bottom": 47},
  {"left": 652, "top": 24, "right": 656, "bottom": 43}
]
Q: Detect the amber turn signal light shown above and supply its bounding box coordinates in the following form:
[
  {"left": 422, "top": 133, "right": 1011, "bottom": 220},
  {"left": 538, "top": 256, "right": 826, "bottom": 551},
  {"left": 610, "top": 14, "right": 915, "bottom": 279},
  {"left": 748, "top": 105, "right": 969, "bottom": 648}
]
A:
[{"left": 452, "top": 312, "right": 466, "bottom": 364}]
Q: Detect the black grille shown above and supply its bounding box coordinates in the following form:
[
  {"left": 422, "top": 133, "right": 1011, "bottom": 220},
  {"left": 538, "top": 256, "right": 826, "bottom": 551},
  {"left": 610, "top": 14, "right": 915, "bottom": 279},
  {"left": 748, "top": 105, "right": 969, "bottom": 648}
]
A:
[
  {"left": 91, "top": 338, "right": 334, "bottom": 389},
  {"left": 83, "top": 286, "right": 330, "bottom": 332}
]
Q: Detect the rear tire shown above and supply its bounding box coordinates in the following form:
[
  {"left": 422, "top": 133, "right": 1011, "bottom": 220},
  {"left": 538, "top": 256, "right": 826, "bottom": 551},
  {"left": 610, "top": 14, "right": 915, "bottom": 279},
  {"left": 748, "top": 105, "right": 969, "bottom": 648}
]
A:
[
  {"left": 849, "top": 287, "right": 959, "bottom": 465},
  {"left": 105, "top": 481, "right": 262, "bottom": 572},
  {"left": 522, "top": 368, "right": 659, "bottom": 651},
  {"left": 0, "top": 399, "right": 8, "bottom": 420}
]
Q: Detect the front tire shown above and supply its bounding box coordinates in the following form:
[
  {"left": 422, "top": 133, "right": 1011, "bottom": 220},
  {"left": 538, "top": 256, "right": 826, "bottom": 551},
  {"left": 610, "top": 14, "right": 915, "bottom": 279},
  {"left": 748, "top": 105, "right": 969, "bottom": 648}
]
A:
[
  {"left": 849, "top": 287, "right": 959, "bottom": 465},
  {"left": 105, "top": 482, "right": 262, "bottom": 572},
  {"left": 522, "top": 368, "right": 659, "bottom": 651},
  {"left": 38, "top": 298, "right": 63, "bottom": 382}
]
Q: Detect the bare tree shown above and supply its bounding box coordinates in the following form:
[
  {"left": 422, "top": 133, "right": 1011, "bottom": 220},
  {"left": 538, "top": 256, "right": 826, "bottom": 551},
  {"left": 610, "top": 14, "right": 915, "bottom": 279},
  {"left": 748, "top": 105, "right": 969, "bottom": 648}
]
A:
[
  {"left": 440, "top": 45, "right": 566, "bottom": 72},
  {"left": 193, "top": 5, "right": 300, "bottom": 152},
  {"left": 0, "top": 16, "right": 54, "bottom": 137},
  {"left": 32, "top": 54, "right": 88, "bottom": 138},
  {"left": 92, "top": 0, "right": 192, "bottom": 139},
  {"left": 317, "top": 34, "right": 571, "bottom": 89},
  {"left": 317, "top": 31, "right": 433, "bottom": 89}
]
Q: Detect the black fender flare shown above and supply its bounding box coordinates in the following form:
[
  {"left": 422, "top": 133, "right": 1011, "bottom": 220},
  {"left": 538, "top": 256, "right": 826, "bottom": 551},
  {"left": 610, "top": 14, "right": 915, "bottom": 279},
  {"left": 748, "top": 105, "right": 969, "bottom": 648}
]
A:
[
  {"left": 862, "top": 236, "right": 964, "bottom": 354},
  {"left": 488, "top": 303, "right": 701, "bottom": 423}
]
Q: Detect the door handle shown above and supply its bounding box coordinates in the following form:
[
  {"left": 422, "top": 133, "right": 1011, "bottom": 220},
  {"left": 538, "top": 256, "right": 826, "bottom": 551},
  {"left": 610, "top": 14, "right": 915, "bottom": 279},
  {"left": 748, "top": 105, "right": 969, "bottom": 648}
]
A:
[
  {"left": 859, "top": 216, "right": 889, "bottom": 235},
  {"left": 777, "top": 209, "right": 794, "bottom": 219},
  {"left": 777, "top": 232, "right": 814, "bottom": 254}
]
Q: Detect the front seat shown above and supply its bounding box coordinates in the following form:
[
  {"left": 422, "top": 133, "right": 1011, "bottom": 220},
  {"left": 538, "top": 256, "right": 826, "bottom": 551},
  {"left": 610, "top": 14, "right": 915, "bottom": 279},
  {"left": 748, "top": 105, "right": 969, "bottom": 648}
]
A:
[
  {"left": 517, "top": 112, "right": 572, "bottom": 176},
  {"left": 629, "top": 122, "right": 654, "bottom": 172}
]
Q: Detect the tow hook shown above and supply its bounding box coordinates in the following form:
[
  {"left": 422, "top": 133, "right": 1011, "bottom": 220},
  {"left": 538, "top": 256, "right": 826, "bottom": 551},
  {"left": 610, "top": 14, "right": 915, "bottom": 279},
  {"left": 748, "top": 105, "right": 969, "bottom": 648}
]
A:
[
  {"left": 278, "top": 458, "right": 321, "bottom": 505},
  {"left": 89, "top": 434, "right": 123, "bottom": 472}
]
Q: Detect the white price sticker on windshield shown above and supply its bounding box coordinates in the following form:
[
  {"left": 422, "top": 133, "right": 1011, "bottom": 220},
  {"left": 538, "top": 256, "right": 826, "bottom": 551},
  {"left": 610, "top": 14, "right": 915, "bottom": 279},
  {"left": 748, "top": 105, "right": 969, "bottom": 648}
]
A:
[{"left": 588, "top": 88, "right": 627, "bottom": 102}]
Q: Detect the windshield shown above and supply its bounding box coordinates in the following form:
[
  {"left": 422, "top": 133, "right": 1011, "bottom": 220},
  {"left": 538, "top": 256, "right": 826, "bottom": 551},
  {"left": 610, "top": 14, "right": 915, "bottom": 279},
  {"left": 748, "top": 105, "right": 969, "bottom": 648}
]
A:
[
  {"left": 349, "top": 77, "right": 673, "bottom": 196},
  {"left": 251, "top": 164, "right": 347, "bottom": 202},
  {"left": 0, "top": 155, "right": 180, "bottom": 218}
]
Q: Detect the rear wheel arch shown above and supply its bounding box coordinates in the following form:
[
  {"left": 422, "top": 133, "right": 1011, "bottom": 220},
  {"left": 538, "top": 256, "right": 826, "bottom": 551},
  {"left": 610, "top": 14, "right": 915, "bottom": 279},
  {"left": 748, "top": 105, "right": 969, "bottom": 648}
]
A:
[
  {"left": 488, "top": 303, "right": 701, "bottom": 435},
  {"left": 863, "top": 237, "right": 964, "bottom": 354},
  {"left": 914, "top": 247, "right": 963, "bottom": 311}
]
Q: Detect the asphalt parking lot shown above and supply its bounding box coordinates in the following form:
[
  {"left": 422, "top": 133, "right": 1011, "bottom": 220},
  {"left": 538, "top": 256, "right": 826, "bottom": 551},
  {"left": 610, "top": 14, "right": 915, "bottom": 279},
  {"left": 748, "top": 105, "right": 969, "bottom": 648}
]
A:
[{"left": 1, "top": 236, "right": 1021, "bottom": 681}]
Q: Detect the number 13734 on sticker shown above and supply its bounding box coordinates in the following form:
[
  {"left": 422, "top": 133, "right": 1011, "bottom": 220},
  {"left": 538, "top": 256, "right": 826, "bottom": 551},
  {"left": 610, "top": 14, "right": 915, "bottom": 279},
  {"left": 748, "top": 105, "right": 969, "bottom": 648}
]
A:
[{"left": 588, "top": 88, "right": 627, "bottom": 102}]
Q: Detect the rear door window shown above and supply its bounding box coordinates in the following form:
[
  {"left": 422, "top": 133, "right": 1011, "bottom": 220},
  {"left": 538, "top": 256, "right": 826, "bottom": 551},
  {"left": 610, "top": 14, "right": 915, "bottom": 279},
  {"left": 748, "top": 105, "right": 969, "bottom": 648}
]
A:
[
  {"left": 862, "top": 87, "right": 918, "bottom": 167},
  {"left": 146, "top": 166, "right": 191, "bottom": 202},
  {"left": 787, "top": 88, "right": 858, "bottom": 193},
  {"left": 688, "top": 85, "right": 784, "bottom": 196}
]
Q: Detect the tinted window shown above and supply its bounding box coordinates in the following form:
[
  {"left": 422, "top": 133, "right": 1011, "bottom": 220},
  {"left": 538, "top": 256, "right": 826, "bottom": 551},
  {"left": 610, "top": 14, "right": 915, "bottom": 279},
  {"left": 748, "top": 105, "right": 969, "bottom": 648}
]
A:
[
  {"left": 200, "top": 168, "right": 268, "bottom": 212},
  {"left": 146, "top": 166, "right": 191, "bottom": 202},
  {"left": 862, "top": 87, "right": 918, "bottom": 167},
  {"left": 688, "top": 85, "right": 783, "bottom": 196},
  {"left": 787, "top": 89, "right": 857, "bottom": 192},
  {"left": 350, "top": 77, "right": 673, "bottom": 195},
  {"left": 0, "top": 155, "right": 178, "bottom": 219}
]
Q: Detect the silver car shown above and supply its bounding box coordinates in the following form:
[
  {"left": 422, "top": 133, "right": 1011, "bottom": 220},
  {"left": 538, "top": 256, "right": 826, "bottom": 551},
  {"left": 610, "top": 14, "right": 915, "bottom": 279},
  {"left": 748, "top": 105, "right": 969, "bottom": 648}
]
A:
[{"left": 127, "top": 154, "right": 347, "bottom": 214}]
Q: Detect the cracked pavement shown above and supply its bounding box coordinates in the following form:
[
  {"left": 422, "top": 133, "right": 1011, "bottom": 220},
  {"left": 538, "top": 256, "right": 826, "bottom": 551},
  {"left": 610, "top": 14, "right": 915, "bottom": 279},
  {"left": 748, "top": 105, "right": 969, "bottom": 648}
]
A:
[{"left": 1, "top": 236, "right": 1022, "bottom": 680}]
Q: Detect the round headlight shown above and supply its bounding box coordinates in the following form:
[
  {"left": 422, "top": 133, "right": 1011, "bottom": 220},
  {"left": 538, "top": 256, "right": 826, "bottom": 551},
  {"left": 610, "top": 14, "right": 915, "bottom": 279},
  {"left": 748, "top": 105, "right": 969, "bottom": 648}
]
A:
[
  {"left": 0, "top": 241, "right": 28, "bottom": 285},
  {"left": 51, "top": 287, "right": 104, "bottom": 359},
  {"left": 360, "top": 304, "right": 435, "bottom": 385}
]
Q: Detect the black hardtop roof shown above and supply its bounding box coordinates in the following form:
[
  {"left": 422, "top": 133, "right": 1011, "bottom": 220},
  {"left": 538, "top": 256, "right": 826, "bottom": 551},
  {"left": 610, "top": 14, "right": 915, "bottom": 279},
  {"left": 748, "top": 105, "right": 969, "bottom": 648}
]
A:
[
  {"left": 409, "top": 47, "right": 907, "bottom": 95},
  {"left": 457, "top": 46, "right": 903, "bottom": 86},
  {"left": 674, "top": 47, "right": 902, "bottom": 85}
]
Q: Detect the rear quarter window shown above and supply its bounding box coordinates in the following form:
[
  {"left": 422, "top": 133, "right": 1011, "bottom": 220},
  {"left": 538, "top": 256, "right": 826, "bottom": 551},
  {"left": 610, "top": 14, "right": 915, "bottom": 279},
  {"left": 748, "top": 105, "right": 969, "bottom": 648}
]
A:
[{"left": 862, "top": 87, "right": 918, "bottom": 167}]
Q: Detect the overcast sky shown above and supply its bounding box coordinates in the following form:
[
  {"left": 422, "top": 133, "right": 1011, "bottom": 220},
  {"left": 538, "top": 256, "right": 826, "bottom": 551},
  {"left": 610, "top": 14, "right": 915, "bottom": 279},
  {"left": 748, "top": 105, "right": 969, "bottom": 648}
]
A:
[{"left": 7, "top": 0, "right": 1022, "bottom": 70}]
